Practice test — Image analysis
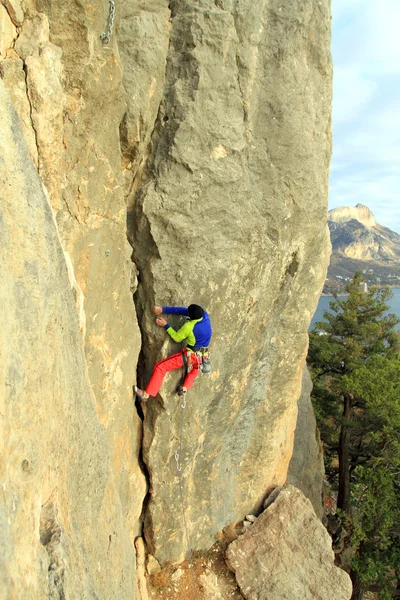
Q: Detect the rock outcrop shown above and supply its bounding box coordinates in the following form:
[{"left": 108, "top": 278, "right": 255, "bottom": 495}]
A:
[
  {"left": 1, "top": 0, "right": 333, "bottom": 596},
  {"left": 1, "top": 0, "right": 146, "bottom": 551},
  {"left": 226, "top": 486, "right": 352, "bottom": 600},
  {"left": 129, "top": 0, "right": 332, "bottom": 564},
  {"left": 287, "top": 366, "right": 325, "bottom": 518},
  {"left": 0, "top": 79, "right": 137, "bottom": 599}
]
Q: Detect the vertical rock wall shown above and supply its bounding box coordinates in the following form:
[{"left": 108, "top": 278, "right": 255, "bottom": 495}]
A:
[
  {"left": 1, "top": 1, "right": 146, "bottom": 597},
  {"left": 0, "top": 0, "right": 146, "bottom": 550},
  {"left": 0, "top": 80, "right": 136, "bottom": 599},
  {"left": 124, "top": 0, "right": 332, "bottom": 564},
  {"left": 287, "top": 366, "right": 325, "bottom": 519},
  {"left": 1, "top": 0, "right": 332, "bottom": 593}
]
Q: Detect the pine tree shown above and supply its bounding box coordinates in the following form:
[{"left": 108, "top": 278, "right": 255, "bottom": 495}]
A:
[{"left": 308, "top": 273, "right": 400, "bottom": 599}]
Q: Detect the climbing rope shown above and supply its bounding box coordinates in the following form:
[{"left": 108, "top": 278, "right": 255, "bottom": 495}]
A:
[
  {"left": 101, "top": 0, "right": 115, "bottom": 44},
  {"left": 174, "top": 395, "right": 200, "bottom": 600}
]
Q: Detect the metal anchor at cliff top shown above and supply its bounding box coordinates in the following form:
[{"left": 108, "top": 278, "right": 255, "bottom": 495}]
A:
[{"left": 101, "top": 0, "right": 115, "bottom": 44}]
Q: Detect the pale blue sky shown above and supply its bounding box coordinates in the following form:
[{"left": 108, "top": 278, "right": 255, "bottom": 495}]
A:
[{"left": 330, "top": 0, "right": 400, "bottom": 234}]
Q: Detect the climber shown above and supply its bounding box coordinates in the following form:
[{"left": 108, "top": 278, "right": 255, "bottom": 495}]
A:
[{"left": 134, "top": 304, "right": 212, "bottom": 400}]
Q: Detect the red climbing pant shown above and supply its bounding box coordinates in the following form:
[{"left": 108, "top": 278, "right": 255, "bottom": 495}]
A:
[{"left": 145, "top": 350, "right": 200, "bottom": 397}]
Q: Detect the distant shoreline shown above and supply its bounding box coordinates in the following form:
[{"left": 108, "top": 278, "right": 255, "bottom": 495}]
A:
[
  {"left": 322, "top": 285, "right": 400, "bottom": 297},
  {"left": 312, "top": 288, "right": 400, "bottom": 330}
]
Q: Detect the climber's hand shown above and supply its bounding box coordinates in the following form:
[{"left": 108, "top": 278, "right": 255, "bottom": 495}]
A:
[
  {"left": 153, "top": 306, "right": 162, "bottom": 315},
  {"left": 156, "top": 317, "right": 167, "bottom": 327}
]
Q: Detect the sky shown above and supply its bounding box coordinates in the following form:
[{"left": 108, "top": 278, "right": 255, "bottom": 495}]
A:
[{"left": 329, "top": 0, "right": 400, "bottom": 234}]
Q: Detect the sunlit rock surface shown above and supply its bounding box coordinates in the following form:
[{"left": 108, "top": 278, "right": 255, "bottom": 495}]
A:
[
  {"left": 129, "top": 0, "right": 332, "bottom": 563},
  {"left": 1, "top": 0, "right": 333, "bottom": 594},
  {"left": 0, "top": 79, "right": 137, "bottom": 599},
  {"left": 287, "top": 366, "right": 325, "bottom": 519}
]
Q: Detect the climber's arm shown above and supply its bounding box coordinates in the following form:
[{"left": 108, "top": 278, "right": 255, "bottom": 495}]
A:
[
  {"left": 162, "top": 306, "right": 189, "bottom": 316},
  {"left": 164, "top": 320, "right": 193, "bottom": 343}
]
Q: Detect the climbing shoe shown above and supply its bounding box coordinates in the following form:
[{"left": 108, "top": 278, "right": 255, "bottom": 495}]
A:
[{"left": 134, "top": 385, "right": 148, "bottom": 401}]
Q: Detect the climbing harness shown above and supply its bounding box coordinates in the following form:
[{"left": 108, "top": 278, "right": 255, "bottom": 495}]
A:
[
  {"left": 101, "top": 0, "right": 115, "bottom": 44},
  {"left": 174, "top": 398, "right": 200, "bottom": 600},
  {"left": 184, "top": 346, "right": 212, "bottom": 375},
  {"left": 181, "top": 348, "right": 192, "bottom": 373},
  {"left": 197, "top": 349, "right": 211, "bottom": 374}
]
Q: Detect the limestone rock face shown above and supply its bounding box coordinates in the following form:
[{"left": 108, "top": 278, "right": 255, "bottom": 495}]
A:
[
  {"left": 1, "top": 0, "right": 333, "bottom": 594},
  {"left": 130, "top": 0, "right": 332, "bottom": 563},
  {"left": 0, "top": 4, "right": 17, "bottom": 56},
  {"left": 118, "top": 0, "right": 171, "bottom": 181},
  {"left": 1, "top": 0, "right": 146, "bottom": 595},
  {"left": 1, "top": 0, "right": 146, "bottom": 550},
  {"left": 0, "top": 57, "right": 38, "bottom": 165},
  {"left": 0, "top": 80, "right": 137, "bottom": 599},
  {"left": 1, "top": 0, "right": 24, "bottom": 25},
  {"left": 226, "top": 486, "right": 352, "bottom": 600},
  {"left": 287, "top": 366, "right": 325, "bottom": 518}
]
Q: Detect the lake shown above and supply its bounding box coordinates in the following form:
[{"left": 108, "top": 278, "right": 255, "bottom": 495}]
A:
[{"left": 310, "top": 288, "right": 400, "bottom": 330}]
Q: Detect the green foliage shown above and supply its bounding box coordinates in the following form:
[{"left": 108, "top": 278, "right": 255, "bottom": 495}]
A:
[
  {"left": 309, "top": 273, "right": 399, "bottom": 454},
  {"left": 346, "top": 357, "right": 400, "bottom": 595},
  {"left": 308, "top": 273, "right": 400, "bottom": 598},
  {"left": 350, "top": 467, "right": 400, "bottom": 598}
]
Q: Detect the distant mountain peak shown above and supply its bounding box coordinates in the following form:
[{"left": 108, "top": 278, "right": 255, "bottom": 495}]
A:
[
  {"left": 325, "top": 204, "right": 400, "bottom": 293},
  {"left": 328, "top": 204, "right": 377, "bottom": 229}
]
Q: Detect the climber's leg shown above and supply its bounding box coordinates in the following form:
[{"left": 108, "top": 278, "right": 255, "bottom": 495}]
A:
[
  {"left": 145, "top": 351, "right": 185, "bottom": 397},
  {"left": 183, "top": 360, "right": 200, "bottom": 391}
]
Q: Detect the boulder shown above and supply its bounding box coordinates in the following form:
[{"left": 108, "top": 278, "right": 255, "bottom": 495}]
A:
[{"left": 226, "top": 486, "right": 352, "bottom": 600}]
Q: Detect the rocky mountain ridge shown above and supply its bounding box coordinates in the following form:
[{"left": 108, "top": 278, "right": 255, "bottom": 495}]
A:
[
  {"left": 329, "top": 204, "right": 377, "bottom": 228},
  {"left": 0, "top": 1, "right": 351, "bottom": 598},
  {"left": 325, "top": 203, "right": 400, "bottom": 292}
]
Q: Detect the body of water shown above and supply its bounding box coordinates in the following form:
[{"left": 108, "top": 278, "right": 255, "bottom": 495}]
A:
[{"left": 310, "top": 288, "right": 400, "bottom": 330}]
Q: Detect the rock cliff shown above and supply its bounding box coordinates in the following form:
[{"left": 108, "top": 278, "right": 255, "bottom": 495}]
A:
[
  {"left": 1, "top": 0, "right": 335, "bottom": 598},
  {"left": 287, "top": 366, "right": 325, "bottom": 519},
  {"left": 128, "top": 0, "right": 332, "bottom": 564},
  {"left": 0, "top": 79, "right": 137, "bottom": 599}
]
